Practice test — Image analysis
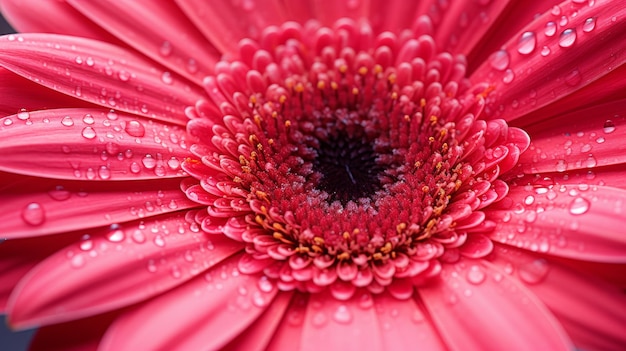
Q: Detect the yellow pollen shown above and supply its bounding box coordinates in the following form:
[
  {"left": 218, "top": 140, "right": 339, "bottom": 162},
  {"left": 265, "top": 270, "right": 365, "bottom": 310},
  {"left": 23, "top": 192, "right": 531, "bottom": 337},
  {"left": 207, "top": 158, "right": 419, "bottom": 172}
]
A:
[
  {"left": 317, "top": 81, "right": 326, "bottom": 90},
  {"left": 404, "top": 114, "right": 411, "bottom": 122},
  {"left": 430, "top": 115, "right": 438, "bottom": 125},
  {"left": 184, "top": 157, "right": 200, "bottom": 165},
  {"left": 233, "top": 176, "right": 242, "bottom": 183},
  {"left": 311, "top": 245, "right": 323, "bottom": 253},
  {"left": 253, "top": 115, "right": 262, "bottom": 126},
  {"left": 255, "top": 190, "right": 269, "bottom": 202},
  {"left": 420, "top": 98, "right": 427, "bottom": 108},
  {"left": 313, "top": 237, "right": 325, "bottom": 245},
  {"left": 342, "top": 232, "right": 351, "bottom": 240},
  {"left": 414, "top": 161, "right": 422, "bottom": 168},
  {"left": 271, "top": 111, "right": 278, "bottom": 118},
  {"left": 422, "top": 185, "right": 430, "bottom": 193},
  {"left": 358, "top": 66, "right": 368, "bottom": 75},
  {"left": 373, "top": 65, "right": 383, "bottom": 75},
  {"left": 279, "top": 95, "right": 287, "bottom": 104},
  {"left": 391, "top": 92, "right": 398, "bottom": 100},
  {"left": 249, "top": 95, "right": 257, "bottom": 105},
  {"left": 239, "top": 155, "right": 249, "bottom": 165},
  {"left": 380, "top": 242, "right": 392, "bottom": 254},
  {"left": 249, "top": 134, "right": 259, "bottom": 144},
  {"left": 268, "top": 139, "right": 274, "bottom": 145},
  {"left": 352, "top": 87, "right": 359, "bottom": 95},
  {"left": 255, "top": 215, "right": 265, "bottom": 226},
  {"left": 428, "top": 136, "right": 435, "bottom": 143},
  {"left": 477, "top": 85, "right": 496, "bottom": 99},
  {"left": 388, "top": 73, "right": 397, "bottom": 85},
  {"left": 284, "top": 120, "right": 291, "bottom": 128},
  {"left": 337, "top": 252, "right": 351, "bottom": 260},
  {"left": 294, "top": 83, "right": 304, "bottom": 93},
  {"left": 372, "top": 252, "right": 383, "bottom": 260},
  {"left": 396, "top": 222, "right": 407, "bottom": 233},
  {"left": 339, "top": 65, "right": 348, "bottom": 73},
  {"left": 330, "top": 81, "right": 339, "bottom": 90}
]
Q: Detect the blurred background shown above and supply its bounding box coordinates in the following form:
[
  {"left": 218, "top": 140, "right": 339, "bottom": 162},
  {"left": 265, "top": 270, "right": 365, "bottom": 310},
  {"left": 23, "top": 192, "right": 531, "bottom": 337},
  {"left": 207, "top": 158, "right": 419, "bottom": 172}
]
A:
[{"left": 1, "top": 11, "right": 35, "bottom": 351}]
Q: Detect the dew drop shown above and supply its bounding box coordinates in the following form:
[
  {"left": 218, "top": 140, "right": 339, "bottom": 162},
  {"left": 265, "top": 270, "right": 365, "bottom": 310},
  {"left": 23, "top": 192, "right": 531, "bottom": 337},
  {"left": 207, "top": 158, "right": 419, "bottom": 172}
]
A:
[
  {"left": 2, "top": 118, "right": 13, "bottom": 126},
  {"left": 517, "top": 31, "right": 537, "bottom": 55},
  {"left": 159, "top": 41, "right": 172, "bottom": 57},
  {"left": 544, "top": 21, "right": 557, "bottom": 37},
  {"left": 81, "top": 126, "right": 96, "bottom": 139},
  {"left": 98, "top": 165, "right": 111, "bottom": 180},
  {"left": 48, "top": 185, "right": 71, "bottom": 201},
  {"left": 582, "top": 17, "right": 596, "bottom": 32},
  {"left": 559, "top": 29, "right": 577, "bottom": 48},
  {"left": 257, "top": 276, "right": 275, "bottom": 293},
  {"left": 106, "top": 110, "right": 119, "bottom": 120},
  {"left": 569, "top": 197, "right": 590, "bottom": 215},
  {"left": 555, "top": 159, "right": 567, "bottom": 172},
  {"left": 466, "top": 265, "right": 486, "bottom": 285},
  {"left": 107, "top": 228, "right": 125, "bottom": 242},
  {"left": 21, "top": 202, "right": 45, "bottom": 226},
  {"left": 603, "top": 120, "right": 616, "bottom": 134},
  {"left": 489, "top": 50, "right": 510, "bottom": 71},
  {"left": 17, "top": 109, "right": 30, "bottom": 120},
  {"left": 142, "top": 154, "right": 156, "bottom": 169},
  {"left": 312, "top": 311, "right": 328, "bottom": 327},
  {"left": 129, "top": 162, "right": 142, "bottom": 174},
  {"left": 564, "top": 69, "right": 582, "bottom": 86},
  {"left": 540, "top": 46, "right": 551, "bottom": 56},
  {"left": 333, "top": 305, "right": 353, "bottom": 324},
  {"left": 82, "top": 113, "right": 95, "bottom": 125},
  {"left": 161, "top": 72, "right": 173, "bottom": 85},
  {"left": 125, "top": 120, "right": 145, "bottom": 137},
  {"left": 502, "top": 69, "right": 515, "bottom": 84},
  {"left": 70, "top": 254, "right": 85, "bottom": 268},
  {"left": 518, "top": 259, "right": 549, "bottom": 284},
  {"left": 154, "top": 235, "right": 165, "bottom": 247}
]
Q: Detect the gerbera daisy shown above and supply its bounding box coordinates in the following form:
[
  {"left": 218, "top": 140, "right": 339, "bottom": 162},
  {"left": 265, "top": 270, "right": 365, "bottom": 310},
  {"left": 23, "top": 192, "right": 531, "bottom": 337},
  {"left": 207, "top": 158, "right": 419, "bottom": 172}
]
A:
[{"left": 1, "top": 0, "right": 625, "bottom": 350}]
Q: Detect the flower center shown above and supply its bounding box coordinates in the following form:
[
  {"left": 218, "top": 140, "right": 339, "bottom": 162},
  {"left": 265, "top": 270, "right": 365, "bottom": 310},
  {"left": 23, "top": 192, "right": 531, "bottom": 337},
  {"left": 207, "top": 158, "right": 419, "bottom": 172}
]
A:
[{"left": 183, "top": 20, "right": 529, "bottom": 299}]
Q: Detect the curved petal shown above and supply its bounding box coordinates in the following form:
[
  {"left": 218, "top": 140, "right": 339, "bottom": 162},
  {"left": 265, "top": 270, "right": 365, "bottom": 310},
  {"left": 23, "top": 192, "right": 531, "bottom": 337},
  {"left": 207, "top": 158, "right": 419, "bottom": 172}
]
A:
[
  {"left": 28, "top": 312, "right": 117, "bottom": 351},
  {"left": 418, "top": 258, "right": 573, "bottom": 351},
  {"left": 488, "top": 246, "right": 626, "bottom": 351},
  {"left": 7, "top": 213, "right": 243, "bottom": 328},
  {"left": 0, "top": 234, "right": 82, "bottom": 311},
  {"left": 0, "top": 34, "right": 204, "bottom": 125},
  {"left": 374, "top": 292, "right": 446, "bottom": 350},
  {"left": 0, "top": 175, "right": 198, "bottom": 239},
  {"left": 0, "top": 0, "right": 123, "bottom": 44},
  {"left": 222, "top": 291, "right": 295, "bottom": 351},
  {"left": 0, "top": 67, "right": 94, "bottom": 116},
  {"left": 518, "top": 99, "right": 626, "bottom": 174},
  {"left": 472, "top": 0, "right": 626, "bottom": 122},
  {"left": 99, "top": 256, "right": 277, "bottom": 351},
  {"left": 174, "top": 0, "right": 287, "bottom": 56},
  {"left": 299, "top": 289, "right": 384, "bottom": 351},
  {"left": 486, "top": 184, "right": 626, "bottom": 262},
  {"left": 265, "top": 294, "right": 308, "bottom": 351},
  {"left": 67, "top": 1, "right": 219, "bottom": 85},
  {"left": 0, "top": 109, "right": 191, "bottom": 181},
  {"left": 511, "top": 163, "right": 626, "bottom": 192}
]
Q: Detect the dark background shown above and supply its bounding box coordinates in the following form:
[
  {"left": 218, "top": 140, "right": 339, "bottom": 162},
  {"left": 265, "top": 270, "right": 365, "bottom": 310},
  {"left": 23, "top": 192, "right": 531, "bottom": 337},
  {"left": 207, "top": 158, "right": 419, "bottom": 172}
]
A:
[{"left": 1, "top": 11, "right": 35, "bottom": 351}]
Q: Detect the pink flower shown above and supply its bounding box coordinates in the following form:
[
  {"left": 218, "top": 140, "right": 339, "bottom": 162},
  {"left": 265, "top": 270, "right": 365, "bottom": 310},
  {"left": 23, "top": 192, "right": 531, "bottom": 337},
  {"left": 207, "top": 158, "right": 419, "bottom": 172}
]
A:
[{"left": 1, "top": 0, "right": 625, "bottom": 350}]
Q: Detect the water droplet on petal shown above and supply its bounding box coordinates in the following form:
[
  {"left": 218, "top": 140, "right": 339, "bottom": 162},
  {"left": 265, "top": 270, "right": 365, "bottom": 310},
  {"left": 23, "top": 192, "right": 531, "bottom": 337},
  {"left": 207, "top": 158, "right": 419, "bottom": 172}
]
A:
[
  {"left": 154, "top": 235, "right": 165, "bottom": 247},
  {"left": 82, "top": 114, "right": 95, "bottom": 125},
  {"left": 21, "top": 202, "right": 45, "bottom": 226},
  {"left": 518, "top": 259, "right": 549, "bottom": 284},
  {"left": 569, "top": 197, "right": 590, "bottom": 215},
  {"left": 489, "top": 50, "right": 510, "bottom": 71},
  {"left": 603, "top": 120, "right": 616, "bottom": 134},
  {"left": 555, "top": 159, "right": 567, "bottom": 172},
  {"left": 48, "top": 185, "right": 71, "bottom": 201},
  {"left": 142, "top": 154, "right": 156, "bottom": 169},
  {"left": 98, "top": 165, "right": 111, "bottom": 180},
  {"left": 125, "top": 120, "right": 145, "bottom": 137},
  {"left": 312, "top": 311, "right": 328, "bottom": 327},
  {"left": 564, "top": 69, "right": 582, "bottom": 86},
  {"left": 17, "top": 109, "right": 30, "bottom": 120},
  {"left": 517, "top": 32, "right": 537, "bottom": 55},
  {"left": 107, "top": 229, "right": 125, "bottom": 242},
  {"left": 582, "top": 17, "right": 596, "bottom": 32},
  {"left": 502, "top": 69, "right": 515, "bottom": 84},
  {"left": 333, "top": 305, "right": 353, "bottom": 324},
  {"left": 118, "top": 70, "right": 131, "bottom": 82},
  {"left": 544, "top": 21, "right": 557, "bottom": 37},
  {"left": 466, "top": 265, "right": 486, "bottom": 285},
  {"left": 81, "top": 126, "right": 96, "bottom": 139},
  {"left": 161, "top": 72, "right": 173, "bottom": 85},
  {"left": 159, "top": 41, "right": 173, "bottom": 57},
  {"left": 559, "top": 29, "right": 577, "bottom": 48}
]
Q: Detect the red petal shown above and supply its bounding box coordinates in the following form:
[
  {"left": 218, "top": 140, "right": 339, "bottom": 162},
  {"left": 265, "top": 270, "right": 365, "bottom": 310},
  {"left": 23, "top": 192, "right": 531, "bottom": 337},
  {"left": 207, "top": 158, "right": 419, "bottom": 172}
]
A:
[
  {"left": 488, "top": 246, "right": 626, "bottom": 351},
  {"left": 0, "top": 175, "right": 197, "bottom": 239},
  {"left": 28, "top": 311, "right": 118, "bottom": 351},
  {"left": 472, "top": 0, "right": 626, "bottom": 122},
  {"left": 518, "top": 99, "right": 626, "bottom": 174},
  {"left": 175, "top": 0, "right": 287, "bottom": 56},
  {"left": 487, "top": 184, "right": 626, "bottom": 262},
  {"left": 99, "top": 256, "right": 277, "bottom": 351},
  {"left": 0, "top": 0, "right": 123, "bottom": 44},
  {"left": 0, "top": 109, "right": 191, "bottom": 180},
  {"left": 300, "top": 289, "right": 384, "bottom": 351},
  {"left": 67, "top": 1, "right": 219, "bottom": 85},
  {"left": 0, "top": 67, "right": 94, "bottom": 116},
  {"left": 223, "top": 291, "right": 295, "bottom": 351},
  {"left": 418, "top": 258, "right": 573, "bottom": 350},
  {"left": 0, "top": 34, "right": 204, "bottom": 125},
  {"left": 7, "top": 213, "right": 243, "bottom": 328}
]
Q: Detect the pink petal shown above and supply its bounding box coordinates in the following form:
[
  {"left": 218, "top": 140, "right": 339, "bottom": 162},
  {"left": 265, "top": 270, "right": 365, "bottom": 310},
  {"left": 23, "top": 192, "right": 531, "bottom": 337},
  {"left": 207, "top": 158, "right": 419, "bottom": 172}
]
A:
[
  {"left": 284, "top": 1, "right": 369, "bottom": 30},
  {"left": 0, "top": 67, "right": 95, "bottom": 116},
  {"left": 99, "top": 256, "right": 277, "bottom": 351},
  {"left": 558, "top": 258, "right": 626, "bottom": 289},
  {"left": 467, "top": 0, "right": 563, "bottom": 70},
  {"left": 174, "top": 0, "right": 287, "bottom": 56},
  {"left": 0, "top": 175, "right": 197, "bottom": 239},
  {"left": 67, "top": 1, "right": 219, "bottom": 85},
  {"left": 0, "top": 234, "right": 81, "bottom": 311},
  {"left": 0, "top": 34, "right": 204, "bottom": 125},
  {"left": 513, "top": 64, "right": 626, "bottom": 127},
  {"left": 0, "top": 109, "right": 191, "bottom": 181},
  {"left": 0, "top": 0, "right": 123, "bottom": 44},
  {"left": 266, "top": 293, "right": 308, "bottom": 351},
  {"left": 517, "top": 99, "right": 626, "bottom": 174},
  {"left": 299, "top": 290, "right": 384, "bottom": 351},
  {"left": 472, "top": 0, "right": 626, "bottom": 122},
  {"left": 486, "top": 184, "right": 626, "bottom": 262},
  {"left": 374, "top": 292, "right": 446, "bottom": 350},
  {"left": 366, "top": 0, "right": 421, "bottom": 33},
  {"left": 7, "top": 213, "right": 243, "bottom": 328},
  {"left": 430, "top": 0, "right": 510, "bottom": 55},
  {"left": 418, "top": 258, "right": 573, "bottom": 350},
  {"left": 222, "top": 291, "right": 295, "bottom": 351},
  {"left": 488, "top": 246, "right": 626, "bottom": 351},
  {"left": 513, "top": 163, "right": 626, "bottom": 192},
  {"left": 27, "top": 312, "right": 117, "bottom": 351}
]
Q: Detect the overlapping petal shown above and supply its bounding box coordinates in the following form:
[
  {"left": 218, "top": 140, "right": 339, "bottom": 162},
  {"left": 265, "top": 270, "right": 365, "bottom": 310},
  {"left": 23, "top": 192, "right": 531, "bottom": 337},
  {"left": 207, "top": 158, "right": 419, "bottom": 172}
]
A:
[
  {"left": 7, "top": 213, "right": 243, "bottom": 328},
  {"left": 0, "top": 34, "right": 204, "bottom": 125}
]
